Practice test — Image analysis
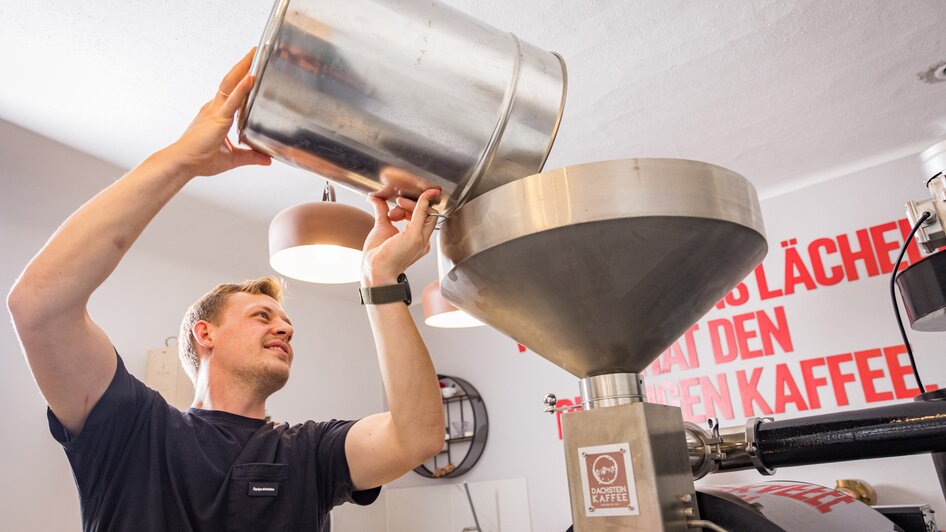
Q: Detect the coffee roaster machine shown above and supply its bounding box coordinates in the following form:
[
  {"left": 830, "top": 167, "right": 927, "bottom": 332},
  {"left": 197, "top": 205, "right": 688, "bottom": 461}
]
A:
[
  {"left": 436, "top": 150, "right": 946, "bottom": 532},
  {"left": 238, "top": 2, "right": 946, "bottom": 528}
]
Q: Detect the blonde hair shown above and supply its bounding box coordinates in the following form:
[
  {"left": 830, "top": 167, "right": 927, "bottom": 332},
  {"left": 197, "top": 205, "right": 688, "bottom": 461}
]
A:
[{"left": 178, "top": 277, "right": 284, "bottom": 383}]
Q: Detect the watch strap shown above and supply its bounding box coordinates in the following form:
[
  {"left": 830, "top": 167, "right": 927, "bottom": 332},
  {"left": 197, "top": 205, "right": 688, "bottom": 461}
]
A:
[{"left": 359, "top": 273, "right": 411, "bottom": 305}]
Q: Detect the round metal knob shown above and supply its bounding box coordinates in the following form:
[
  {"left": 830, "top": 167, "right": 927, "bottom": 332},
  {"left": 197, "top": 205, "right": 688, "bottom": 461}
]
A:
[{"left": 544, "top": 394, "right": 558, "bottom": 407}]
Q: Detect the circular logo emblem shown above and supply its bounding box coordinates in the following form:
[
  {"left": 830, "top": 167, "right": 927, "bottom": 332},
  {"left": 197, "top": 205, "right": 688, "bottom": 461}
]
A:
[{"left": 592, "top": 454, "right": 619, "bottom": 485}]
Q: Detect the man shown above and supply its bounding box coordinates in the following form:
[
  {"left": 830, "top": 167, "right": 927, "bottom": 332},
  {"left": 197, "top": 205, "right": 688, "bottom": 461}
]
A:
[{"left": 6, "top": 50, "right": 445, "bottom": 531}]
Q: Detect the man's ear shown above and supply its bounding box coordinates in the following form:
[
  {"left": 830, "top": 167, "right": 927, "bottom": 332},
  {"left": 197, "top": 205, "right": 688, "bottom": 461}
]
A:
[{"left": 193, "top": 320, "right": 215, "bottom": 350}]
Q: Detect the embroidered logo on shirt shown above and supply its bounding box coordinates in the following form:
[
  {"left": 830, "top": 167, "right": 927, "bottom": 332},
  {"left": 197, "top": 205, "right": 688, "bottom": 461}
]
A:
[{"left": 248, "top": 481, "right": 279, "bottom": 497}]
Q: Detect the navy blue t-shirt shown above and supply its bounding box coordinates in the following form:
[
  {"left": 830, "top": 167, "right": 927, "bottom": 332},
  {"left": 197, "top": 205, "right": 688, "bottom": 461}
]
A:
[{"left": 47, "top": 353, "right": 380, "bottom": 531}]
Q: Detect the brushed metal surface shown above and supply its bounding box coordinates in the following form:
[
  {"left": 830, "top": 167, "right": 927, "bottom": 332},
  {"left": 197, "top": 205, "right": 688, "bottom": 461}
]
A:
[
  {"left": 239, "top": 0, "right": 566, "bottom": 214},
  {"left": 439, "top": 158, "right": 767, "bottom": 377},
  {"left": 579, "top": 373, "right": 645, "bottom": 409},
  {"left": 563, "top": 402, "right": 697, "bottom": 531}
]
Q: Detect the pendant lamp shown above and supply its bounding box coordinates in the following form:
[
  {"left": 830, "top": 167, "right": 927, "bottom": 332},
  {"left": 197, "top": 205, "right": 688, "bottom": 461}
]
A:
[
  {"left": 422, "top": 237, "right": 485, "bottom": 327},
  {"left": 422, "top": 280, "right": 485, "bottom": 328},
  {"left": 269, "top": 182, "right": 374, "bottom": 284}
]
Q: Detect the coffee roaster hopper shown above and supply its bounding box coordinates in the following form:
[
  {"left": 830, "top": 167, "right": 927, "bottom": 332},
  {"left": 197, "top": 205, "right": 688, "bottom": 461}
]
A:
[{"left": 438, "top": 158, "right": 946, "bottom": 531}]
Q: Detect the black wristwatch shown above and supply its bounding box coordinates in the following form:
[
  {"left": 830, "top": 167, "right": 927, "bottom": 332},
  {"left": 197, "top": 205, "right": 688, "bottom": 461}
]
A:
[{"left": 359, "top": 273, "right": 411, "bottom": 305}]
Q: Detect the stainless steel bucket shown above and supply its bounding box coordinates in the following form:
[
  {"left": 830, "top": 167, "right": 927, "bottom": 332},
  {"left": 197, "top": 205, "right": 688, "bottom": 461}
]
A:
[{"left": 239, "top": 0, "right": 567, "bottom": 215}]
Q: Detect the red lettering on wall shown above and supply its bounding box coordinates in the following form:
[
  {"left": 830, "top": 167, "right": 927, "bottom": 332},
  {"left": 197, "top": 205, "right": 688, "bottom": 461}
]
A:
[
  {"left": 826, "top": 353, "right": 856, "bottom": 407},
  {"left": 733, "top": 312, "right": 764, "bottom": 359},
  {"left": 701, "top": 374, "right": 734, "bottom": 420},
  {"left": 799, "top": 357, "right": 829, "bottom": 409},
  {"left": 754, "top": 264, "right": 784, "bottom": 300},
  {"left": 869, "top": 222, "right": 902, "bottom": 274},
  {"left": 774, "top": 363, "right": 808, "bottom": 413},
  {"left": 710, "top": 318, "right": 738, "bottom": 364},
  {"left": 854, "top": 349, "right": 894, "bottom": 403},
  {"left": 783, "top": 244, "right": 818, "bottom": 295},
  {"left": 737, "top": 368, "right": 773, "bottom": 417},
  {"left": 837, "top": 229, "right": 880, "bottom": 281},
  {"left": 883, "top": 345, "right": 922, "bottom": 399},
  {"left": 758, "top": 306, "right": 794, "bottom": 355},
  {"left": 807, "top": 238, "right": 844, "bottom": 286}
]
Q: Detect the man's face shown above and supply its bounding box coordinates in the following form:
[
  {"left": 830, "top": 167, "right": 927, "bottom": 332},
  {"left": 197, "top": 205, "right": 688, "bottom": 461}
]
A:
[{"left": 206, "top": 292, "right": 295, "bottom": 395}]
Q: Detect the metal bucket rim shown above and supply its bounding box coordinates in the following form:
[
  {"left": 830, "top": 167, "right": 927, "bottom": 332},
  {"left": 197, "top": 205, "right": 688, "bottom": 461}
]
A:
[{"left": 238, "top": 0, "right": 291, "bottom": 140}]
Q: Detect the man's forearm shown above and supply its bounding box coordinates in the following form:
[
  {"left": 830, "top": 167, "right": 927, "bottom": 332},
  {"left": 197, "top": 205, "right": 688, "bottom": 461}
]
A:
[
  {"left": 9, "top": 148, "right": 191, "bottom": 321},
  {"left": 365, "top": 303, "right": 444, "bottom": 455}
]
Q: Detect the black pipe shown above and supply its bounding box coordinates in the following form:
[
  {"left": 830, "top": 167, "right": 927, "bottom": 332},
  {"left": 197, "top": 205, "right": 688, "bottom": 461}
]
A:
[{"left": 755, "top": 400, "right": 946, "bottom": 469}]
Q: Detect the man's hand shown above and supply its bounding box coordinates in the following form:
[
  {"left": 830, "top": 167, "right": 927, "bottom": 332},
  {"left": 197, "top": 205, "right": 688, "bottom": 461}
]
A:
[
  {"left": 361, "top": 188, "right": 441, "bottom": 286},
  {"left": 164, "top": 48, "right": 272, "bottom": 177},
  {"left": 8, "top": 47, "right": 272, "bottom": 438}
]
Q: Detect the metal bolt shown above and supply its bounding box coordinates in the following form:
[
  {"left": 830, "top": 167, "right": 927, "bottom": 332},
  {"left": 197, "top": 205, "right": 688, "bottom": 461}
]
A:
[
  {"left": 620, "top": 448, "right": 626, "bottom": 453},
  {"left": 544, "top": 394, "right": 557, "bottom": 407},
  {"left": 588, "top": 507, "right": 595, "bottom": 512},
  {"left": 683, "top": 507, "right": 694, "bottom": 517},
  {"left": 681, "top": 494, "right": 692, "bottom": 504},
  {"left": 581, "top": 452, "right": 587, "bottom": 457}
]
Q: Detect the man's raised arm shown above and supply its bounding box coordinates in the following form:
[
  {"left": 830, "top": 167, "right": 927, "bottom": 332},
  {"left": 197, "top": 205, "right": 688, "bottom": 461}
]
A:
[
  {"left": 345, "top": 190, "right": 447, "bottom": 490},
  {"left": 6, "top": 50, "right": 271, "bottom": 437}
]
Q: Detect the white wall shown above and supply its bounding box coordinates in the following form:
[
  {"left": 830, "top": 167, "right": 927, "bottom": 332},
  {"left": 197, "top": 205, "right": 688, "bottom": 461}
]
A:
[
  {"left": 0, "top": 121, "right": 384, "bottom": 530},
  {"left": 6, "top": 115, "right": 946, "bottom": 532},
  {"left": 410, "top": 151, "right": 946, "bottom": 531}
]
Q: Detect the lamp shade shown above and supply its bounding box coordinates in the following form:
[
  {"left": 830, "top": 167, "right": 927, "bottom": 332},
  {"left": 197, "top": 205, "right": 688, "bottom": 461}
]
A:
[
  {"left": 269, "top": 202, "right": 374, "bottom": 284},
  {"left": 422, "top": 280, "right": 484, "bottom": 328},
  {"left": 896, "top": 250, "right": 946, "bottom": 331}
]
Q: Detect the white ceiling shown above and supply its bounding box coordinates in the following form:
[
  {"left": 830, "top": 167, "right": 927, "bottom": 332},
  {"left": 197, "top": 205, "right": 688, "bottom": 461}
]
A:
[{"left": 3, "top": 0, "right": 946, "bottom": 291}]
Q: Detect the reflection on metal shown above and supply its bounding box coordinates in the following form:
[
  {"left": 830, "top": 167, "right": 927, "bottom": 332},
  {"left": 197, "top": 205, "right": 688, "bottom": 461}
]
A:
[
  {"left": 697, "top": 482, "right": 900, "bottom": 532},
  {"left": 684, "top": 418, "right": 774, "bottom": 480},
  {"left": 239, "top": 0, "right": 566, "bottom": 215},
  {"left": 834, "top": 479, "right": 877, "bottom": 505},
  {"left": 578, "top": 373, "right": 645, "bottom": 410},
  {"left": 440, "top": 158, "right": 767, "bottom": 378}
]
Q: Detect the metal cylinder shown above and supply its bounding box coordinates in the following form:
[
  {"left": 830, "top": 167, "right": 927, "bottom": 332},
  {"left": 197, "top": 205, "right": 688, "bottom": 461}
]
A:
[
  {"left": 239, "top": 0, "right": 567, "bottom": 215},
  {"left": 684, "top": 418, "right": 774, "bottom": 480},
  {"left": 578, "top": 373, "right": 645, "bottom": 410}
]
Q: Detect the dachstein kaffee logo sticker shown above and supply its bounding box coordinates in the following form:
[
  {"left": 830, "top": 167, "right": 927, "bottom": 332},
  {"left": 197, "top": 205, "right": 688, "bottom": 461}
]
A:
[{"left": 578, "top": 443, "right": 640, "bottom": 517}]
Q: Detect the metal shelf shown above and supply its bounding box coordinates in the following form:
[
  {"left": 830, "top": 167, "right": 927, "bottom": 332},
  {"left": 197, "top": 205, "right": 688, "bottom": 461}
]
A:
[{"left": 413, "top": 374, "right": 489, "bottom": 479}]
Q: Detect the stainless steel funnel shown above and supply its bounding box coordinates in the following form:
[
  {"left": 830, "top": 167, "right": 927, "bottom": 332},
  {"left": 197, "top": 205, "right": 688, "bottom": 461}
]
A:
[{"left": 438, "top": 158, "right": 767, "bottom": 378}]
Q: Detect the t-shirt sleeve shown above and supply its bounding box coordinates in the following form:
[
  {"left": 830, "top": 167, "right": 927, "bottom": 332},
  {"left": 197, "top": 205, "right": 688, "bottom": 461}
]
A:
[
  {"left": 47, "top": 351, "right": 160, "bottom": 499},
  {"left": 310, "top": 419, "right": 381, "bottom": 510}
]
